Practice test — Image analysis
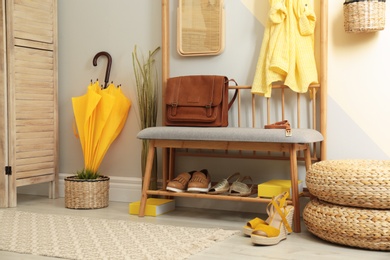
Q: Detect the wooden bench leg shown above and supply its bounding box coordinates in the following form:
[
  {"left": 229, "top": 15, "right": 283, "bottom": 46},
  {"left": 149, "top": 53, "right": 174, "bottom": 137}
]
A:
[
  {"left": 304, "top": 144, "right": 312, "bottom": 171},
  {"left": 168, "top": 148, "right": 176, "bottom": 185},
  {"left": 139, "top": 140, "right": 156, "bottom": 217},
  {"left": 303, "top": 145, "right": 316, "bottom": 200},
  {"left": 289, "top": 144, "right": 301, "bottom": 233},
  {"left": 162, "top": 147, "right": 169, "bottom": 190}
]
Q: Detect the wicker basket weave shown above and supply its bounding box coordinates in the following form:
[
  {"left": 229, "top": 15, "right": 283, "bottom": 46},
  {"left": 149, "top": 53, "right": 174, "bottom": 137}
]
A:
[
  {"left": 306, "top": 160, "right": 390, "bottom": 209},
  {"left": 344, "top": 0, "right": 386, "bottom": 33},
  {"left": 178, "top": 0, "right": 224, "bottom": 56},
  {"left": 65, "top": 176, "right": 110, "bottom": 209},
  {"left": 303, "top": 199, "right": 390, "bottom": 251}
]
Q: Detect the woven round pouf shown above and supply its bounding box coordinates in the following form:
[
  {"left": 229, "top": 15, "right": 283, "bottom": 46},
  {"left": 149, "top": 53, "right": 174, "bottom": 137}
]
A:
[
  {"left": 306, "top": 160, "right": 390, "bottom": 209},
  {"left": 303, "top": 199, "right": 390, "bottom": 251}
]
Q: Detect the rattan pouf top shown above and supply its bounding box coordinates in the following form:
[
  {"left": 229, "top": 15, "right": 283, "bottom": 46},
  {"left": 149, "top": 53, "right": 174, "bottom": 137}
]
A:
[
  {"left": 306, "top": 160, "right": 390, "bottom": 209},
  {"left": 303, "top": 199, "right": 390, "bottom": 251}
]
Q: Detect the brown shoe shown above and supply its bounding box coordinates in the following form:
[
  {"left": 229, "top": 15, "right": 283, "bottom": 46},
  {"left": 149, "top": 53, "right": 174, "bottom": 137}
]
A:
[
  {"left": 187, "top": 169, "right": 211, "bottom": 193},
  {"left": 166, "top": 171, "right": 194, "bottom": 192}
]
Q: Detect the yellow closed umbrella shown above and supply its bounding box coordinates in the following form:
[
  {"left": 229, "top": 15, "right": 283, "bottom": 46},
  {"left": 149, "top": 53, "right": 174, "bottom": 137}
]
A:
[
  {"left": 72, "top": 81, "right": 103, "bottom": 171},
  {"left": 91, "top": 83, "right": 131, "bottom": 172},
  {"left": 72, "top": 52, "right": 131, "bottom": 177}
]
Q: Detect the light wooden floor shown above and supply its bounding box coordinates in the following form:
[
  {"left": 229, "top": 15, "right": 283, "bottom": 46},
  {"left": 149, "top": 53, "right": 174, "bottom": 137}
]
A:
[{"left": 0, "top": 195, "right": 388, "bottom": 260}]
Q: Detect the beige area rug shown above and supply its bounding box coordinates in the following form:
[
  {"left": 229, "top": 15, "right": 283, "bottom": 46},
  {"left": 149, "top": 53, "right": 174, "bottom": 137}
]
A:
[{"left": 0, "top": 210, "right": 238, "bottom": 260}]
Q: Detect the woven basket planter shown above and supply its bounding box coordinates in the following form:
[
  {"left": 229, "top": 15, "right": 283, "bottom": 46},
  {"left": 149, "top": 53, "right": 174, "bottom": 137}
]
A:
[
  {"left": 303, "top": 199, "right": 390, "bottom": 251},
  {"left": 65, "top": 176, "right": 110, "bottom": 209},
  {"left": 344, "top": 0, "right": 386, "bottom": 33},
  {"left": 306, "top": 160, "right": 390, "bottom": 209}
]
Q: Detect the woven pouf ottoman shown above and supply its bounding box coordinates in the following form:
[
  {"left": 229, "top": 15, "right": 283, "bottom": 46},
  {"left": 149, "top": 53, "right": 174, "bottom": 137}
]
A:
[
  {"left": 303, "top": 159, "right": 390, "bottom": 251},
  {"left": 304, "top": 199, "right": 390, "bottom": 251},
  {"left": 306, "top": 160, "right": 390, "bottom": 209}
]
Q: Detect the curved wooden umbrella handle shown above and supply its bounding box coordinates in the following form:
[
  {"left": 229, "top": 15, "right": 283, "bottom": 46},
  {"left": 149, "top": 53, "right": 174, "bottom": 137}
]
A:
[{"left": 93, "top": 51, "right": 112, "bottom": 89}]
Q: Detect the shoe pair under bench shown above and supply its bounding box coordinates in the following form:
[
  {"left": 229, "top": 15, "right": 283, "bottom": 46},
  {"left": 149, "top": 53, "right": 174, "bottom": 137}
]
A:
[
  {"left": 166, "top": 171, "right": 253, "bottom": 196},
  {"left": 166, "top": 169, "right": 211, "bottom": 193}
]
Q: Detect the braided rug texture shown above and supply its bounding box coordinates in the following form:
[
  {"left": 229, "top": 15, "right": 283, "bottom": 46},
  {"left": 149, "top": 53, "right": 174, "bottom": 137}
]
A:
[{"left": 0, "top": 210, "right": 238, "bottom": 260}]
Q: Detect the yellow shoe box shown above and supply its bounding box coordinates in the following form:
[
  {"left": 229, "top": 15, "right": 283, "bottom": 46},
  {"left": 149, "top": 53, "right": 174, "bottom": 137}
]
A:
[
  {"left": 129, "top": 198, "right": 175, "bottom": 216},
  {"left": 258, "top": 179, "right": 303, "bottom": 199}
]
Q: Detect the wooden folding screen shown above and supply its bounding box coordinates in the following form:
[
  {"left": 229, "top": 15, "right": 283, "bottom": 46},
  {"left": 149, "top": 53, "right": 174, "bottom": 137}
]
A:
[{"left": 0, "top": 0, "right": 58, "bottom": 207}]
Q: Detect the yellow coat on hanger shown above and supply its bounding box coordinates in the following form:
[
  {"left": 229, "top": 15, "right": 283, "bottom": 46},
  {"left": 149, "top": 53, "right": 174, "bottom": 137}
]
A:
[{"left": 251, "top": 0, "right": 318, "bottom": 97}]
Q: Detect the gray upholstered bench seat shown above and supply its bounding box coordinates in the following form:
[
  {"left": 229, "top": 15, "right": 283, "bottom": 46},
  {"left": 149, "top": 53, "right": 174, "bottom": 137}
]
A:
[{"left": 137, "top": 126, "right": 324, "bottom": 144}]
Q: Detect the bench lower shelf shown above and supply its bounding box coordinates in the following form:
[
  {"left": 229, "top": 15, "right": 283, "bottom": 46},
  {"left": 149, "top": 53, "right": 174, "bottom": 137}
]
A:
[{"left": 146, "top": 189, "right": 295, "bottom": 204}]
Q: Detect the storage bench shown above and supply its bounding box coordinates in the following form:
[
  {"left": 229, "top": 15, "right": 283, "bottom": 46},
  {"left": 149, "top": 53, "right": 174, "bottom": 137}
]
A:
[{"left": 138, "top": 124, "right": 323, "bottom": 232}]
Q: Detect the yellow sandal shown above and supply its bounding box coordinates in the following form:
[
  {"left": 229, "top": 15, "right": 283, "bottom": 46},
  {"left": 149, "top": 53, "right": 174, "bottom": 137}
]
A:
[
  {"left": 242, "top": 217, "right": 268, "bottom": 236},
  {"left": 242, "top": 191, "right": 292, "bottom": 236},
  {"left": 250, "top": 192, "right": 294, "bottom": 245}
]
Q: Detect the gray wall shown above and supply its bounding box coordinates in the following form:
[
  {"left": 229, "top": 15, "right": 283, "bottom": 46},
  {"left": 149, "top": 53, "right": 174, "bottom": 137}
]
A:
[{"left": 58, "top": 0, "right": 162, "bottom": 179}]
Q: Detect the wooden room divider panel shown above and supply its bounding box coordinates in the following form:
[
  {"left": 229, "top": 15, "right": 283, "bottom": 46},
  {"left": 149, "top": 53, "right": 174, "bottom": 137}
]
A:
[{"left": 0, "top": 0, "right": 58, "bottom": 207}]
